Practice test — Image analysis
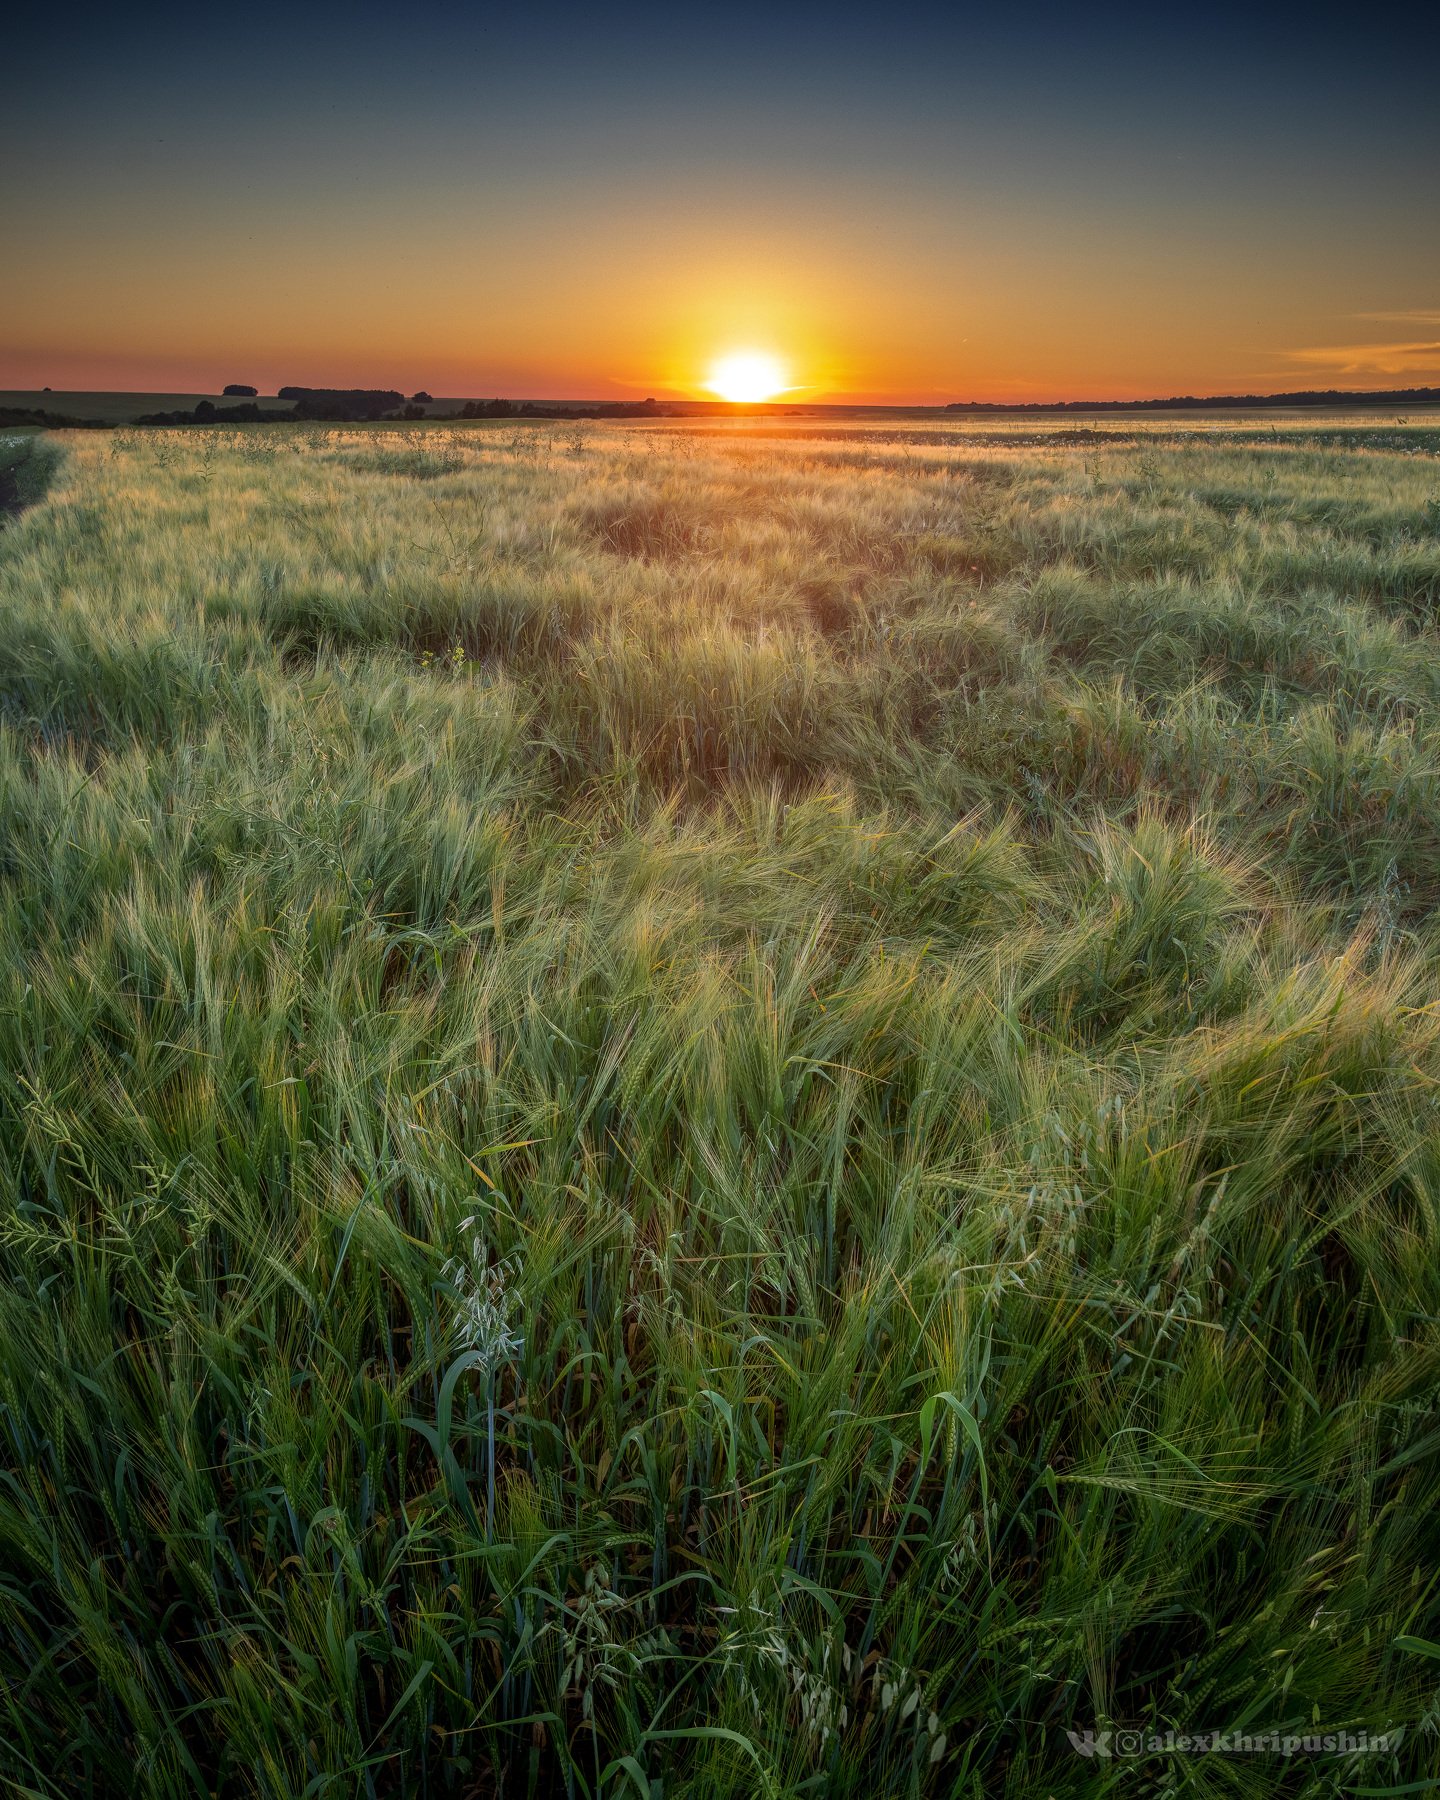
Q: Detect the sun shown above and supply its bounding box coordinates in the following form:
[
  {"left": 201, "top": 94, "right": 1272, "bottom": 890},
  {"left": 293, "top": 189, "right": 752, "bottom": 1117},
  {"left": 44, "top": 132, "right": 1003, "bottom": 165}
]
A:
[{"left": 706, "top": 350, "right": 787, "bottom": 404}]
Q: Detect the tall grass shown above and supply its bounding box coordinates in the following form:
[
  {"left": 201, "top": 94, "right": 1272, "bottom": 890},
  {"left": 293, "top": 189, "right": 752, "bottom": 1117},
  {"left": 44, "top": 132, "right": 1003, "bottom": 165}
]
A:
[{"left": 2, "top": 419, "right": 1440, "bottom": 1795}]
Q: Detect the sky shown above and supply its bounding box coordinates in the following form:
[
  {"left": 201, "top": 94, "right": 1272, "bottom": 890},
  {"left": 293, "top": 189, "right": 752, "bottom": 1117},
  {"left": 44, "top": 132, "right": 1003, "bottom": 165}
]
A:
[{"left": 4, "top": 0, "right": 1438, "bottom": 403}]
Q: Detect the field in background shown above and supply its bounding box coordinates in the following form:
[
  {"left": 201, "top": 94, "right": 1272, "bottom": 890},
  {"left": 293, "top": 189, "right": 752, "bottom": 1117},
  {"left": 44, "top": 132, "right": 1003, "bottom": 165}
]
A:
[
  {"left": 0, "top": 392, "right": 300, "bottom": 423},
  {"left": 3, "top": 418, "right": 1440, "bottom": 1794}
]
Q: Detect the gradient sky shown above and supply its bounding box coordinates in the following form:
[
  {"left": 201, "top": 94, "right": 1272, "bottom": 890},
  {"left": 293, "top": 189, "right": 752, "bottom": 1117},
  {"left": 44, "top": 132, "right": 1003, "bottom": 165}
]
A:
[{"left": 4, "top": 0, "right": 1438, "bottom": 402}]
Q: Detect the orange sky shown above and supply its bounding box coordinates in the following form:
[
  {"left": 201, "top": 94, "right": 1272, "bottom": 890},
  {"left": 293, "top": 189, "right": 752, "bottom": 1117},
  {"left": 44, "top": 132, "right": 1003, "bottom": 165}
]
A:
[{"left": 7, "top": 217, "right": 1437, "bottom": 404}]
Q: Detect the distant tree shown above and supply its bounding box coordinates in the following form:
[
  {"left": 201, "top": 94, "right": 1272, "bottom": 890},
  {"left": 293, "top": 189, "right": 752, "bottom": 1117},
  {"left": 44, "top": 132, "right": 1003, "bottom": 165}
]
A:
[
  {"left": 278, "top": 387, "right": 404, "bottom": 420},
  {"left": 223, "top": 384, "right": 258, "bottom": 397},
  {"left": 401, "top": 404, "right": 426, "bottom": 420},
  {"left": 411, "top": 391, "right": 433, "bottom": 403}
]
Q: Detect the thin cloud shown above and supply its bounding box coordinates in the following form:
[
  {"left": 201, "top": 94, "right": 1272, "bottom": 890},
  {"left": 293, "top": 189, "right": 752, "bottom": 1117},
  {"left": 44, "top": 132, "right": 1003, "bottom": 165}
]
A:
[
  {"left": 1352, "top": 310, "right": 1440, "bottom": 326},
  {"left": 1282, "top": 339, "right": 1440, "bottom": 377}
]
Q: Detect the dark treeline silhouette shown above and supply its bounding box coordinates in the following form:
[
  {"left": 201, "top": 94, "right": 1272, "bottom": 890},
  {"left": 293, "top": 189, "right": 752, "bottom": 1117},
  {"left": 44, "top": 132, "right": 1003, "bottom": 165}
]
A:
[
  {"left": 947, "top": 386, "right": 1440, "bottom": 413},
  {"left": 457, "top": 397, "right": 668, "bottom": 420},
  {"left": 107, "top": 392, "right": 677, "bottom": 428},
  {"left": 134, "top": 400, "right": 278, "bottom": 425},
  {"left": 222, "top": 384, "right": 258, "bottom": 397},
  {"left": 133, "top": 389, "right": 406, "bottom": 425},
  {"left": 278, "top": 387, "right": 405, "bottom": 419}
]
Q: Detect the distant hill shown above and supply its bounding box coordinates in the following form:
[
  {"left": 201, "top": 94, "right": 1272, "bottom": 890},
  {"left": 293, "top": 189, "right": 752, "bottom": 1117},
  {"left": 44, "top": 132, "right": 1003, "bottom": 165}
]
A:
[{"left": 0, "top": 391, "right": 297, "bottom": 426}]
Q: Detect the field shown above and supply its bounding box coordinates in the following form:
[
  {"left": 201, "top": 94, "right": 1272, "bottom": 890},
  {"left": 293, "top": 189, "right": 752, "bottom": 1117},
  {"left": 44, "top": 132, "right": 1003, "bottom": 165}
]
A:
[
  {"left": 0, "top": 394, "right": 300, "bottom": 425},
  {"left": 3, "top": 417, "right": 1440, "bottom": 1796}
]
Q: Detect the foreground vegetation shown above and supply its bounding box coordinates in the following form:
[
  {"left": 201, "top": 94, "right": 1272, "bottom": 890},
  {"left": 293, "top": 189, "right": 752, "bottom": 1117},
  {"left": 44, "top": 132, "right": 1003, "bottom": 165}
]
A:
[{"left": 3, "top": 418, "right": 1440, "bottom": 1796}]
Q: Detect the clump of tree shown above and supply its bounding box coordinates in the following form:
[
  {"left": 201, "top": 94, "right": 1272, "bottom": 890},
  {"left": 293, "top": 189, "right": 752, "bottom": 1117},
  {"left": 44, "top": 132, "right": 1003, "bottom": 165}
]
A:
[
  {"left": 410, "top": 391, "right": 433, "bottom": 403},
  {"left": 278, "top": 387, "right": 403, "bottom": 420},
  {"left": 222, "top": 384, "right": 258, "bottom": 397},
  {"left": 457, "top": 397, "right": 669, "bottom": 420}
]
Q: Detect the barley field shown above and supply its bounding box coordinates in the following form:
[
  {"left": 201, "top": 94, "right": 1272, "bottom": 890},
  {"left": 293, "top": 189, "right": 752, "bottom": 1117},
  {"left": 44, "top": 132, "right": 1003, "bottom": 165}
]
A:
[{"left": 3, "top": 418, "right": 1440, "bottom": 1797}]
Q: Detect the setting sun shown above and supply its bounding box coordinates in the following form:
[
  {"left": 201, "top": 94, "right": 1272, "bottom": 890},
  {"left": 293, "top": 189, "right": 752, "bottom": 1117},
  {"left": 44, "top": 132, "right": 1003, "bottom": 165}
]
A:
[{"left": 706, "top": 350, "right": 787, "bottom": 403}]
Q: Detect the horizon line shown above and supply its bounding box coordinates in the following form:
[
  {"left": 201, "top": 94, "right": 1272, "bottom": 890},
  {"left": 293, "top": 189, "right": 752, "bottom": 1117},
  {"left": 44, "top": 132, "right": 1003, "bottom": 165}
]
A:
[{"left": 6, "top": 381, "right": 1440, "bottom": 415}]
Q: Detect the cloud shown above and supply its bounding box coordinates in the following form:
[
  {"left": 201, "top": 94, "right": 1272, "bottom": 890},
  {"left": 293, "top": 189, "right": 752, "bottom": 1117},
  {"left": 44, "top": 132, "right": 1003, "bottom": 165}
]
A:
[
  {"left": 1281, "top": 339, "right": 1440, "bottom": 378},
  {"left": 1352, "top": 310, "right": 1440, "bottom": 326}
]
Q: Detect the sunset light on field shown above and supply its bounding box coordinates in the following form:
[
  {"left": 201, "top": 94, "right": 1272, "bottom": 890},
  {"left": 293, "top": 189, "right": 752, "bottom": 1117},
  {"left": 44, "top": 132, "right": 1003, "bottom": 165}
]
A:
[{"left": 706, "top": 351, "right": 788, "bottom": 403}]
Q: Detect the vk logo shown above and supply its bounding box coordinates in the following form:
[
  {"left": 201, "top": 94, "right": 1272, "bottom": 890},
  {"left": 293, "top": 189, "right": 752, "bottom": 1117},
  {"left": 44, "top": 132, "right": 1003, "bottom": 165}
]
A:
[{"left": 1066, "top": 1729, "right": 1113, "bottom": 1759}]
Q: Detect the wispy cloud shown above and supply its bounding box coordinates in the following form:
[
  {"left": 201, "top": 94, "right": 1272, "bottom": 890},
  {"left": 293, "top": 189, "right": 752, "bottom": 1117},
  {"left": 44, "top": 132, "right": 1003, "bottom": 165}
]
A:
[
  {"left": 1352, "top": 310, "right": 1440, "bottom": 326},
  {"left": 1281, "top": 338, "right": 1440, "bottom": 378}
]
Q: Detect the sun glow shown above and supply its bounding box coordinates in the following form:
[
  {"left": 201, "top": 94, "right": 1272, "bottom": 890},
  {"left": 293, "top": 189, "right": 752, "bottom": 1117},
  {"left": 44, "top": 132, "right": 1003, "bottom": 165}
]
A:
[{"left": 706, "top": 350, "right": 788, "bottom": 403}]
